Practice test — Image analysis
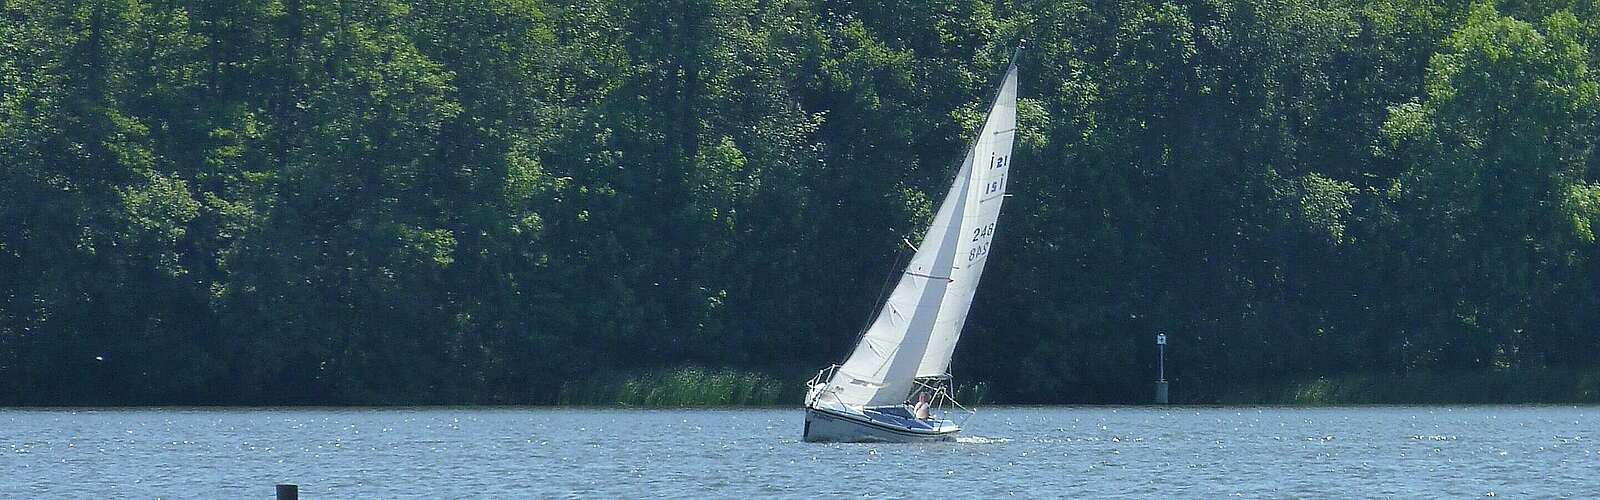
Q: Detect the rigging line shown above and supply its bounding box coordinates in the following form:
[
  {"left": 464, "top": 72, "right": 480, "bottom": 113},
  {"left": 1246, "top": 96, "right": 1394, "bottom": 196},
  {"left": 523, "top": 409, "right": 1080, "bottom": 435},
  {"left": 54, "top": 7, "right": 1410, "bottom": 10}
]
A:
[
  {"left": 904, "top": 270, "right": 952, "bottom": 280},
  {"left": 843, "top": 237, "right": 912, "bottom": 360}
]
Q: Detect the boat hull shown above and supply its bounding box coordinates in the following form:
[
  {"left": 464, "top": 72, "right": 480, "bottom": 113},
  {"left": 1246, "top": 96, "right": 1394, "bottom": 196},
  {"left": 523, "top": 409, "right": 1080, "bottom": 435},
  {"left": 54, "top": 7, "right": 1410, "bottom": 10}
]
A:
[{"left": 803, "top": 406, "right": 959, "bottom": 443}]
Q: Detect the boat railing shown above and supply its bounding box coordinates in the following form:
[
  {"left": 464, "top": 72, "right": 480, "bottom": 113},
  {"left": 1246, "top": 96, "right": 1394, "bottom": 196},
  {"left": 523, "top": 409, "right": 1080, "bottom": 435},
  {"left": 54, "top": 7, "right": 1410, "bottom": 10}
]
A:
[
  {"left": 941, "top": 391, "right": 978, "bottom": 431},
  {"left": 914, "top": 376, "right": 977, "bottom": 432},
  {"left": 805, "top": 364, "right": 842, "bottom": 407}
]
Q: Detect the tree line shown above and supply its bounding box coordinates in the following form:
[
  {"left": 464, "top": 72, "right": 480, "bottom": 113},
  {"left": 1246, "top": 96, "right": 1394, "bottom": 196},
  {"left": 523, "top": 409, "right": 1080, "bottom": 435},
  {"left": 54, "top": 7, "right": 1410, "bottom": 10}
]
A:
[{"left": 1, "top": 0, "right": 1596, "bottom": 405}]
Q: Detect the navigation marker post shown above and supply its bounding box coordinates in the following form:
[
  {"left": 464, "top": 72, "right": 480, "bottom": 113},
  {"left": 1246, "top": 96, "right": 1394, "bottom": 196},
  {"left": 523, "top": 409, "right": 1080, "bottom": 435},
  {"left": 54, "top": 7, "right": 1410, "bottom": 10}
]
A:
[{"left": 1155, "top": 333, "right": 1169, "bottom": 404}]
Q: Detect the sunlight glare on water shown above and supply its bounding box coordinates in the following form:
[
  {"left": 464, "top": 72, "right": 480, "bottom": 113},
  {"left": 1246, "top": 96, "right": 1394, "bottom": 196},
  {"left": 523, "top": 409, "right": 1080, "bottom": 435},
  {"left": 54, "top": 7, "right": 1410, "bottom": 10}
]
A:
[{"left": 2, "top": 406, "right": 1598, "bottom": 497}]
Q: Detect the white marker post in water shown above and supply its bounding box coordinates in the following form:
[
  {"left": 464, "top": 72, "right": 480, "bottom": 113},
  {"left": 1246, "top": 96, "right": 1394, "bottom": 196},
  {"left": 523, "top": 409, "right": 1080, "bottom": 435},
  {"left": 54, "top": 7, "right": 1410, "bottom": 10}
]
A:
[{"left": 1155, "top": 333, "right": 1169, "bottom": 404}]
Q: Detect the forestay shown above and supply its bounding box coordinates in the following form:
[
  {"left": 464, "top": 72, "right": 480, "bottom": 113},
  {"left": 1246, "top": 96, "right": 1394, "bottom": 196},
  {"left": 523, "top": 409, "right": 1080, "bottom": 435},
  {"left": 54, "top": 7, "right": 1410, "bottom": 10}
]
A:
[{"left": 824, "top": 60, "right": 1019, "bottom": 408}]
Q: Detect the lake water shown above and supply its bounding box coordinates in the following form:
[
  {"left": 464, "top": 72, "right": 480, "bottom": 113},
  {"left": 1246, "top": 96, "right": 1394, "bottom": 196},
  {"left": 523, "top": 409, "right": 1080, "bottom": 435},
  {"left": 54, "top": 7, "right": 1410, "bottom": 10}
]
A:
[{"left": 3, "top": 406, "right": 1597, "bottom": 497}]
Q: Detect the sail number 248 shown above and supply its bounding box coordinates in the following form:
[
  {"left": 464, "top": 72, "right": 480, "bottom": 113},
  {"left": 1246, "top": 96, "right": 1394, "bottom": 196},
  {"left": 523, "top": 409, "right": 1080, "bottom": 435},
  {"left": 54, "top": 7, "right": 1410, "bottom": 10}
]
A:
[{"left": 969, "top": 223, "right": 996, "bottom": 262}]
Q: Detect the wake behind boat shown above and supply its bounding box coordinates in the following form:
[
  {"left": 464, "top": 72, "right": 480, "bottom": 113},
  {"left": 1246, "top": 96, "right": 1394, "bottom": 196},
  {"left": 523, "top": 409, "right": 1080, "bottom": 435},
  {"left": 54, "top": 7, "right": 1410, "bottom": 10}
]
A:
[{"left": 803, "top": 48, "right": 1020, "bottom": 443}]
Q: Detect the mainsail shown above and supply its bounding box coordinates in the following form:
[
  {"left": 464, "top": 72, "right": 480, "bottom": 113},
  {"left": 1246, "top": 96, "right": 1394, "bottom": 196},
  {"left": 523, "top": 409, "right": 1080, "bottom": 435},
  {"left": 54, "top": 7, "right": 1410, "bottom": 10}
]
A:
[{"left": 825, "top": 58, "right": 1019, "bottom": 408}]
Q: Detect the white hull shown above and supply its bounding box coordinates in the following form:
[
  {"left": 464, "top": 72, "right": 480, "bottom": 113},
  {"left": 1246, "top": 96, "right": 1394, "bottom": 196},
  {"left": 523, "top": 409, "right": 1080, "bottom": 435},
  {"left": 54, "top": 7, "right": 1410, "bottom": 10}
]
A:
[{"left": 802, "top": 406, "right": 959, "bottom": 443}]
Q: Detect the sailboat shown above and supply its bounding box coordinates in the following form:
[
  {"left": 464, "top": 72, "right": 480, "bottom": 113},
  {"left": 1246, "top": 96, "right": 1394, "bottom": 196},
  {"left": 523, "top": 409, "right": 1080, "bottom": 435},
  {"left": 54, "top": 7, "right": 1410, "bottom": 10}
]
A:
[{"left": 803, "top": 49, "right": 1019, "bottom": 443}]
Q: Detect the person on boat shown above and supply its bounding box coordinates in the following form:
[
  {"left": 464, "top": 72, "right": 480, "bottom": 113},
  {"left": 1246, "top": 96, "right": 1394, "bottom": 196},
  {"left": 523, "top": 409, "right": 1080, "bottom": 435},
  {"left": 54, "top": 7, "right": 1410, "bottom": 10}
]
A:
[{"left": 913, "top": 392, "right": 931, "bottom": 420}]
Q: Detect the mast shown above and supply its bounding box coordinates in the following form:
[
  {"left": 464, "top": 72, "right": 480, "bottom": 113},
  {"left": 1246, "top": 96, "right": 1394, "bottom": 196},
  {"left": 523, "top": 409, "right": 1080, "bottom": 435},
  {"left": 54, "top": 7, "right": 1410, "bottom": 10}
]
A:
[
  {"left": 822, "top": 46, "right": 1022, "bottom": 408},
  {"left": 914, "top": 48, "right": 1021, "bottom": 378}
]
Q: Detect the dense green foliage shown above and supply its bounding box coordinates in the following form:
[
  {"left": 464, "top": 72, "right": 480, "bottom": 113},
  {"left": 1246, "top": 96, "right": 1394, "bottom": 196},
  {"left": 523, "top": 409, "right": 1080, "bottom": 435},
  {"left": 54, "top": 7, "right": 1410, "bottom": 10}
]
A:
[{"left": 1, "top": 0, "right": 1596, "bottom": 405}]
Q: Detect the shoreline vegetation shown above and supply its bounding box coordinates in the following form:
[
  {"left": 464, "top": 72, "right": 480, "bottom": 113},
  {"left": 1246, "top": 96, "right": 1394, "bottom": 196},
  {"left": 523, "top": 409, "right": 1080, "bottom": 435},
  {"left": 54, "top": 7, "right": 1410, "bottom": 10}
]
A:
[
  {"left": 553, "top": 367, "right": 993, "bottom": 408},
  {"left": 557, "top": 368, "right": 794, "bottom": 407},
  {"left": 2, "top": 366, "right": 1598, "bottom": 408},
  {"left": 545, "top": 367, "right": 1600, "bottom": 407},
  {"left": 1266, "top": 369, "right": 1600, "bottom": 405},
  {"left": 550, "top": 367, "right": 1600, "bottom": 407}
]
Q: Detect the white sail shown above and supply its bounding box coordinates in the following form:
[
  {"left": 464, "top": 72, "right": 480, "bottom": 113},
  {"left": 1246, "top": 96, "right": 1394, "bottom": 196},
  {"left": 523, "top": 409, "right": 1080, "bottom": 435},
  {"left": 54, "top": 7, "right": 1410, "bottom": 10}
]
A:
[
  {"left": 824, "top": 60, "right": 1019, "bottom": 408},
  {"left": 917, "top": 62, "right": 1017, "bottom": 377}
]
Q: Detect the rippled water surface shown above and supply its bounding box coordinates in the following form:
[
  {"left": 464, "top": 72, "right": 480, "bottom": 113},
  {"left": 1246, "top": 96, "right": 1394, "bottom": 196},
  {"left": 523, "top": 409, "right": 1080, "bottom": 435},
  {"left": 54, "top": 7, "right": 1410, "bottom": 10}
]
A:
[{"left": 4, "top": 406, "right": 1599, "bottom": 497}]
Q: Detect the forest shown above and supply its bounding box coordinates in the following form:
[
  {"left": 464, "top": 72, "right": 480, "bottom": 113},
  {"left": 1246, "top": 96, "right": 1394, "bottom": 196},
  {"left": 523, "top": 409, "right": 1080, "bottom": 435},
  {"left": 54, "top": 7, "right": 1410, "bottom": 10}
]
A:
[{"left": 1, "top": 0, "right": 1597, "bottom": 405}]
